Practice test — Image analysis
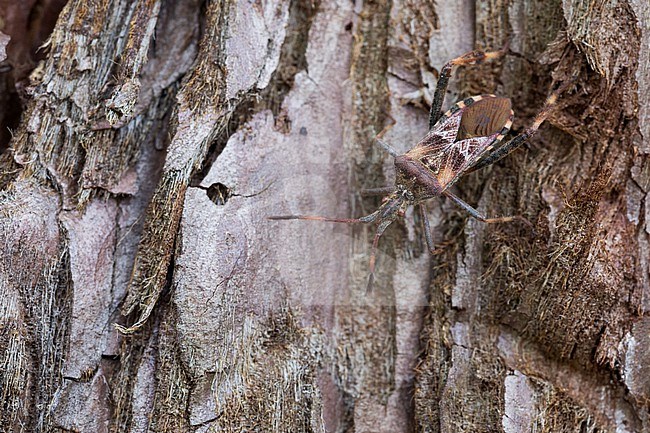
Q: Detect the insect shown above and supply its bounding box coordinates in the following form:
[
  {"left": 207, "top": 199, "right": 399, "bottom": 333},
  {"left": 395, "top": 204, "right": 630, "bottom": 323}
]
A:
[{"left": 270, "top": 47, "right": 572, "bottom": 289}]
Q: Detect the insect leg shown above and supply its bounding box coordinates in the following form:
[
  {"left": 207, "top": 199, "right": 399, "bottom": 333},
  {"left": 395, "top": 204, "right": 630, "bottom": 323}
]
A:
[
  {"left": 468, "top": 79, "right": 573, "bottom": 173},
  {"left": 443, "top": 191, "right": 532, "bottom": 228},
  {"left": 375, "top": 137, "right": 399, "bottom": 157},
  {"left": 367, "top": 218, "right": 393, "bottom": 292},
  {"left": 372, "top": 112, "right": 399, "bottom": 157},
  {"left": 417, "top": 204, "right": 436, "bottom": 255},
  {"left": 430, "top": 46, "right": 509, "bottom": 129}
]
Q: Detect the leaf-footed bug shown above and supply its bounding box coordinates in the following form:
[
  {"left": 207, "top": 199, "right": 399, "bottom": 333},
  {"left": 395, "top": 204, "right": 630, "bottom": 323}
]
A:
[{"left": 270, "top": 47, "right": 574, "bottom": 290}]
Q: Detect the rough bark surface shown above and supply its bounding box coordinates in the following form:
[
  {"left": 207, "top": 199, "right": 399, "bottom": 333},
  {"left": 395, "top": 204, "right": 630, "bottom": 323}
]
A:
[{"left": 0, "top": 1, "right": 648, "bottom": 432}]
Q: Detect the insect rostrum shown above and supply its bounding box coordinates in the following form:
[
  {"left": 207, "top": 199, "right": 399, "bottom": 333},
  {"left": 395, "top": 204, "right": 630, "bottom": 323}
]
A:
[{"left": 270, "top": 47, "right": 572, "bottom": 290}]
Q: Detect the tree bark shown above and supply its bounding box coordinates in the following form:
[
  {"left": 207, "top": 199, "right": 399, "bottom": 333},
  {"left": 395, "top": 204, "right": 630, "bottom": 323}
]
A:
[{"left": 0, "top": 0, "right": 648, "bottom": 432}]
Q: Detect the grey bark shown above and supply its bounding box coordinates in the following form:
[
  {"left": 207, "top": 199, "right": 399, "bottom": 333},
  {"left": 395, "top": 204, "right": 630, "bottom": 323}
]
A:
[{"left": 0, "top": 0, "right": 649, "bottom": 432}]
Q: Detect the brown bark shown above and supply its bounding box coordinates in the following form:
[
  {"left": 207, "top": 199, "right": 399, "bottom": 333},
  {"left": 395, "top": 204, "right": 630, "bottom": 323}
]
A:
[{"left": 0, "top": 1, "right": 648, "bottom": 432}]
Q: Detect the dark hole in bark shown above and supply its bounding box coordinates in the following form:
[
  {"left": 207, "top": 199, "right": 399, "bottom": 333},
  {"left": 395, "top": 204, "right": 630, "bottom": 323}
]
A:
[
  {"left": 206, "top": 182, "right": 232, "bottom": 205},
  {"left": 0, "top": 0, "right": 69, "bottom": 151}
]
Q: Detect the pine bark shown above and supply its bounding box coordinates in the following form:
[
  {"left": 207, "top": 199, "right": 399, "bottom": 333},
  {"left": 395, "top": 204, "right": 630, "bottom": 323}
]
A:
[{"left": 0, "top": 1, "right": 649, "bottom": 432}]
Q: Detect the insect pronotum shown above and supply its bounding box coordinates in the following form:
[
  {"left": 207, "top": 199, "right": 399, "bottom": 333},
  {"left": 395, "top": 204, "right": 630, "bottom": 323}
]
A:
[{"left": 270, "top": 47, "right": 573, "bottom": 290}]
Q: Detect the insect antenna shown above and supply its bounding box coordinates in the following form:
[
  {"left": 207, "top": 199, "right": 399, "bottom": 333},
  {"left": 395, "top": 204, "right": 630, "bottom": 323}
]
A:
[
  {"left": 270, "top": 194, "right": 404, "bottom": 292},
  {"left": 268, "top": 212, "right": 378, "bottom": 224},
  {"left": 269, "top": 210, "right": 391, "bottom": 293}
]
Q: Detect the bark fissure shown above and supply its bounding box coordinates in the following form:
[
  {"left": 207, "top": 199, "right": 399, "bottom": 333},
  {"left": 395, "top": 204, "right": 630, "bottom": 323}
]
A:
[
  {"left": 1, "top": 0, "right": 649, "bottom": 431},
  {"left": 121, "top": 0, "right": 320, "bottom": 335},
  {"left": 118, "top": 0, "right": 233, "bottom": 334}
]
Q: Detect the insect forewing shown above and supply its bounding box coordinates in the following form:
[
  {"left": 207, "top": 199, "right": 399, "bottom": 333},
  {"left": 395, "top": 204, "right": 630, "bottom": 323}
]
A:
[{"left": 406, "top": 95, "right": 513, "bottom": 190}]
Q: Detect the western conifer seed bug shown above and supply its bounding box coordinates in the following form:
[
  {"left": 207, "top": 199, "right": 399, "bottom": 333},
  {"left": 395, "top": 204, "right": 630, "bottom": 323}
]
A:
[{"left": 270, "top": 47, "right": 573, "bottom": 290}]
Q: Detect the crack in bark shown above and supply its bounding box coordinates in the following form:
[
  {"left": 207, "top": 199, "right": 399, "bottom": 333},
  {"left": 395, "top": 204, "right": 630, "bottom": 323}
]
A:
[{"left": 191, "top": 0, "right": 320, "bottom": 186}]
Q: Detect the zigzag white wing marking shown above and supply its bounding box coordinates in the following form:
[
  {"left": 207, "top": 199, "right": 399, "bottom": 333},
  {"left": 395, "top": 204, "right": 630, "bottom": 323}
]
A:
[
  {"left": 406, "top": 113, "right": 462, "bottom": 160},
  {"left": 436, "top": 136, "right": 493, "bottom": 189}
]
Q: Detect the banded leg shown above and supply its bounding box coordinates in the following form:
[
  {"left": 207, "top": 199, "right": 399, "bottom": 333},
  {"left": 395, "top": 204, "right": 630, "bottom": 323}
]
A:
[
  {"left": 430, "top": 46, "right": 509, "bottom": 129},
  {"left": 443, "top": 191, "right": 532, "bottom": 228},
  {"left": 468, "top": 78, "right": 574, "bottom": 173}
]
